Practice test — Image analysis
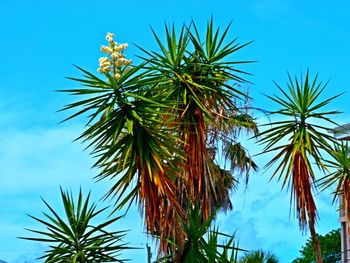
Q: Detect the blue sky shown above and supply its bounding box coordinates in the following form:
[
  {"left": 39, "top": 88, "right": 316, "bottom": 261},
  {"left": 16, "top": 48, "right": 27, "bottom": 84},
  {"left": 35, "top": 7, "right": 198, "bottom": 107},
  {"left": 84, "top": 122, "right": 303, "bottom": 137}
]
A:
[{"left": 1, "top": 0, "right": 350, "bottom": 262}]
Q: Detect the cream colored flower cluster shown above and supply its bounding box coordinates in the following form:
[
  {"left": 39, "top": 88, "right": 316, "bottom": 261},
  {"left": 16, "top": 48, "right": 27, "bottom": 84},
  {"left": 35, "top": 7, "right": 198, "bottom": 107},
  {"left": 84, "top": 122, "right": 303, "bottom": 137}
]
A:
[{"left": 97, "top": 32, "right": 132, "bottom": 79}]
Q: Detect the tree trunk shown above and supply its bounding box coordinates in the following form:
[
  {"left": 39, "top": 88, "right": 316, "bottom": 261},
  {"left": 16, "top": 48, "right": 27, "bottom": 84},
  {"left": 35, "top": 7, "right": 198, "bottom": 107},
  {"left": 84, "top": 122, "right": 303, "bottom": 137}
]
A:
[
  {"left": 173, "top": 227, "right": 185, "bottom": 263},
  {"left": 308, "top": 214, "right": 322, "bottom": 263}
]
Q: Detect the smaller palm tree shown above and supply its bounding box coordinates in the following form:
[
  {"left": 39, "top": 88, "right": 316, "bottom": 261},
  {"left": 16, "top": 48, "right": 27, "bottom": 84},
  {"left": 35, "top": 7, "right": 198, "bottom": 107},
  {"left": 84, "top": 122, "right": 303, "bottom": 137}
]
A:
[
  {"left": 319, "top": 142, "right": 350, "bottom": 222},
  {"left": 238, "top": 250, "right": 279, "bottom": 263},
  {"left": 155, "top": 205, "right": 241, "bottom": 263},
  {"left": 20, "top": 188, "right": 133, "bottom": 262}
]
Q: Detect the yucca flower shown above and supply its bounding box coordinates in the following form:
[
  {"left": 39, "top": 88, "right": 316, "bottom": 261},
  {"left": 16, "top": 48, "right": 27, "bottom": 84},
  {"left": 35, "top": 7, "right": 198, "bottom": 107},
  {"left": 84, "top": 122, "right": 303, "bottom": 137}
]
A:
[
  {"left": 106, "top": 32, "right": 115, "bottom": 42},
  {"left": 100, "top": 45, "right": 113, "bottom": 54}
]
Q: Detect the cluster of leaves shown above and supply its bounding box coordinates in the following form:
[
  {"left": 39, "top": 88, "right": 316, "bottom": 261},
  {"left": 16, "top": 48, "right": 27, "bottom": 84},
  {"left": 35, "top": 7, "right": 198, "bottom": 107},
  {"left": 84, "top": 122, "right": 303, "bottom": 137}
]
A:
[
  {"left": 155, "top": 206, "right": 240, "bottom": 263},
  {"left": 292, "top": 229, "right": 340, "bottom": 263},
  {"left": 319, "top": 142, "right": 350, "bottom": 220},
  {"left": 20, "top": 189, "right": 132, "bottom": 262}
]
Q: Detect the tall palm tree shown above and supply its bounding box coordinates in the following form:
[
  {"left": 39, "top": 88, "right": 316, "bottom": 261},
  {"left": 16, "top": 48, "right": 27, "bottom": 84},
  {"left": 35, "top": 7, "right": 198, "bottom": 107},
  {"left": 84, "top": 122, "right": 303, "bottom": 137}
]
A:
[
  {"left": 258, "top": 71, "right": 341, "bottom": 263},
  {"left": 238, "top": 250, "right": 279, "bottom": 263},
  {"left": 60, "top": 20, "right": 257, "bottom": 259},
  {"left": 20, "top": 188, "right": 132, "bottom": 262}
]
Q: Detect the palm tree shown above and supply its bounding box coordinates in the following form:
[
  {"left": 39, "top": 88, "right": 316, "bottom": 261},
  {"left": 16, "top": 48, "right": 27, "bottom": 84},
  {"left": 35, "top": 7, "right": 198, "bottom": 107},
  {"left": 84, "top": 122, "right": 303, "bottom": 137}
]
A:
[
  {"left": 60, "top": 20, "right": 257, "bottom": 260},
  {"left": 20, "top": 188, "right": 133, "bottom": 262},
  {"left": 319, "top": 142, "right": 350, "bottom": 224},
  {"left": 258, "top": 71, "right": 341, "bottom": 263},
  {"left": 238, "top": 250, "right": 279, "bottom": 263}
]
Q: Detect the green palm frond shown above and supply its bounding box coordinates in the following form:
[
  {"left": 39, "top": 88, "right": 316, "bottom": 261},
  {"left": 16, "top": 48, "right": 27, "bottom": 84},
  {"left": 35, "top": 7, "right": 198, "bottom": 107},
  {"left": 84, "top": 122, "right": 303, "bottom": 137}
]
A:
[
  {"left": 224, "top": 142, "right": 258, "bottom": 185},
  {"left": 20, "top": 188, "right": 134, "bottom": 262},
  {"left": 189, "top": 18, "right": 254, "bottom": 83},
  {"left": 224, "top": 113, "right": 258, "bottom": 136},
  {"left": 318, "top": 142, "right": 350, "bottom": 195},
  {"left": 207, "top": 228, "right": 239, "bottom": 263},
  {"left": 179, "top": 205, "right": 241, "bottom": 263}
]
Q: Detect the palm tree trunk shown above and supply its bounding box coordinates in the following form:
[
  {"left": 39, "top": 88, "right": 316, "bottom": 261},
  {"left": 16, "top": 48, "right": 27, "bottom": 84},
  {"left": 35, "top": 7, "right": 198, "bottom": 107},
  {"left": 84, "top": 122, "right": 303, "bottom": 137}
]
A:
[
  {"left": 308, "top": 213, "right": 322, "bottom": 263},
  {"left": 173, "top": 228, "right": 185, "bottom": 263}
]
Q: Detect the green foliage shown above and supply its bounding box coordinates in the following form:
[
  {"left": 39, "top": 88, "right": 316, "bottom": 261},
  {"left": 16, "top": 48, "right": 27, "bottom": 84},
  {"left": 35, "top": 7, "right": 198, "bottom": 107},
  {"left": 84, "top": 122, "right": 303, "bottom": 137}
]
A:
[
  {"left": 292, "top": 229, "right": 341, "bottom": 263},
  {"left": 154, "top": 206, "right": 241, "bottom": 263},
  {"left": 258, "top": 71, "right": 340, "bottom": 230},
  {"left": 319, "top": 142, "right": 350, "bottom": 195},
  {"left": 20, "top": 188, "right": 133, "bottom": 262},
  {"left": 238, "top": 250, "right": 279, "bottom": 263},
  {"left": 318, "top": 142, "right": 350, "bottom": 217},
  {"left": 180, "top": 206, "right": 239, "bottom": 263}
]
